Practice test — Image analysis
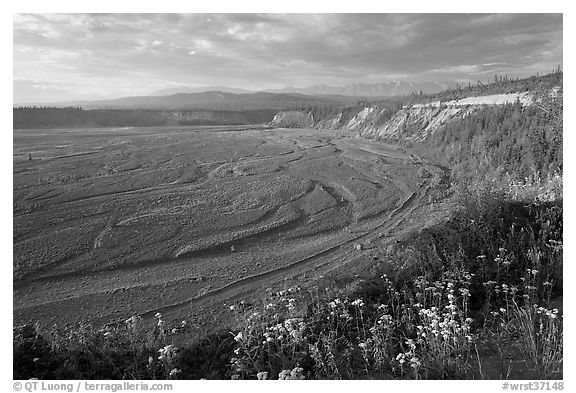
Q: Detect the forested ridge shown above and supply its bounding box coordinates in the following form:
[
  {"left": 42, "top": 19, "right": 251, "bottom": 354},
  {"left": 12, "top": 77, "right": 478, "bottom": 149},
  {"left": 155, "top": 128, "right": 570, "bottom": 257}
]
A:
[
  {"left": 405, "top": 93, "right": 562, "bottom": 181},
  {"left": 12, "top": 107, "right": 279, "bottom": 128}
]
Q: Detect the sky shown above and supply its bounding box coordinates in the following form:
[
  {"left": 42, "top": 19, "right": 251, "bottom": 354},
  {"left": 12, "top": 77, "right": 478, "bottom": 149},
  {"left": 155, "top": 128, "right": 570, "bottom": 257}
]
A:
[{"left": 13, "top": 13, "right": 563, "bottom": 103}]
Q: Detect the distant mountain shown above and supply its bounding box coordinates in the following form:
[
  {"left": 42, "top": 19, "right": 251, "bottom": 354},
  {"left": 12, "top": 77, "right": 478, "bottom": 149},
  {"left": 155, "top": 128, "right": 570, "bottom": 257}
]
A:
[
  {"left": 55, "top": 91, "right": 362, "bottom": 111},
  {"left": 39, "top": 80, "right": 462, "bottom": 111},
  {"left": 150, "top": 80, "right": 458, "bottom": 99},
  {"left": 265, "top": 80, "right": 456, "bottom": 97},
  {"left": 149, "top": 86, "right": 253, "bottom": 96}
]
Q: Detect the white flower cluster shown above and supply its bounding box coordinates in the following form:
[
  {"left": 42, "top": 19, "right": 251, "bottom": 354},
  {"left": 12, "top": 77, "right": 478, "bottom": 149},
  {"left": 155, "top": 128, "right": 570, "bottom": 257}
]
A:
[
  {"left": 328, "top": 298, "right": 342, "bottom": 309},
  {"left": 262, "top": 318, "right": 307, "bottom": 343},
  {"left": 158, "top": 344, "right": 178, "bottom": 363},
  {"left": 233, "top": 332, "right": 244, "bottom": 342},
  {"left": 124, "top": 315, "right": 142, "bottom": 332},
  {"left": 256, "top": 371, "right": 269, "bottom": 380},
  {"left": 155, "top": 312, "right": 165, "bottom": 329},
  {"left": 415, "top": 281, "right": 474, "bottom": 350},
  {"left": 417, "top": 307, "right": 473, "bottom": 343},
  {"left": 351, "top": 298, "right": 365, "bottom": 308},
  {"left": 326, "top": 298, "right": 353, "bottom": 321},
  {"left": 395, "top": 339, "right": 421, "bottom": 370},
  {"left": 278, "top": 366, "right": 305, "bottom": 380},
  {"left": 535, "top": 305, "right": 559, "bottom": 319}
]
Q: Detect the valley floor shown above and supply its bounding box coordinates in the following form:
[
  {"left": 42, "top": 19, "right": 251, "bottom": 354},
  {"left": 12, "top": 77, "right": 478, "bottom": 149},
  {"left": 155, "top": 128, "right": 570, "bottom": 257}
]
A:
[{"left": 13, "top": 125, "right": 453, "bottom": 331}]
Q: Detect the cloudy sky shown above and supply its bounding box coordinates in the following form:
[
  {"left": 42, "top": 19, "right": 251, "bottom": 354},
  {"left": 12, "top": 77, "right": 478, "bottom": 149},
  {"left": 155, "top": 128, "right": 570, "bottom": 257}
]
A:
[{"left": 13, "top": 13, "right": 562, "bottom": 103}]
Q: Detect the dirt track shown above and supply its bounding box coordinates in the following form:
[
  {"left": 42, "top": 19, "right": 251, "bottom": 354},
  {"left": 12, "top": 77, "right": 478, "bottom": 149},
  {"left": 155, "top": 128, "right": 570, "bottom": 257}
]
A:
[{"left": 13, "top": 126, "right": 451, "bottom": 330}]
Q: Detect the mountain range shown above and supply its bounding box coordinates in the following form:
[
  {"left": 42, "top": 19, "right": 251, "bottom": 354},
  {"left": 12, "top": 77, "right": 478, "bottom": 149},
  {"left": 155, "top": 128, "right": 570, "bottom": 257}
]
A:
[
  {"left": 56, "top": 91, "right": 365, "bottom": 111},
  {"left": 264, "top": 80, "right": 456, "bottom": 97},
  {"left": 149, "top": 80, "right": 457, "bottom": 98},
  {"left": 40, "top": 80, "right": 457, "bottom": 111}
]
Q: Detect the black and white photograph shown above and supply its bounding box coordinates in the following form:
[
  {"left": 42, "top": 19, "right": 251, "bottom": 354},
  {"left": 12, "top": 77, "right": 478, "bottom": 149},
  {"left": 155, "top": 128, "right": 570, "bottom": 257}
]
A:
[{"left": 11, "top": 10, "right": 564, "bottom": 384}]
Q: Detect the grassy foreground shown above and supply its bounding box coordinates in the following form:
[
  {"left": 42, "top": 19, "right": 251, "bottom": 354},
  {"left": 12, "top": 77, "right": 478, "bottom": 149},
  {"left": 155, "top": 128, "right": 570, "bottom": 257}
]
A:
[{"left": 14, "top": 176, "right": 562, "bottom": 380}]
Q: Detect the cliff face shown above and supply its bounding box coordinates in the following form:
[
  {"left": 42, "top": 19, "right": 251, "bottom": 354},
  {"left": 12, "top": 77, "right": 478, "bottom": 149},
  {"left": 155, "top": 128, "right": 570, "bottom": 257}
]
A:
[
  {"left": 270, "top": 92, "right": 534, "bottom": 141},
  {"left": 270, "top": 111, "right": 315, "bottom": 128},
  {"left": 356, "top": 105, "right": 480, "bottom": 141}
]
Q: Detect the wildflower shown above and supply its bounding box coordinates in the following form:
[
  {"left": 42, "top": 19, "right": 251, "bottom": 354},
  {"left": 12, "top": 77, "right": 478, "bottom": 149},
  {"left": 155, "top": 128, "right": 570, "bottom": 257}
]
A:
[
  {"left": 290, "top": 367, "right": 305, "bottom": 380},
  {"left": 33, "top": 357, "right": 40, "bottom": 363},
  {"left": 396, "top": 353, "right": 406, "bottom": 364},
  {"left": 257, "top": 371, "right": 269, "bottom": 380},
  {"left": 352, "top": 299, "right": 364, "bottom": 307},
  {"left": 409, "top": 356, "right": 421, "bottom": 369},
  {"left": 155, "top": 312, "right": 162, "bottom": 319},
  {"left": 499, "top": 308, "right": 506, "bottom": 313},
  {"left": 233, "top": 332, "right": 243, "bottom": 342},
  {"left": 169, "top": 368, "right": 182, "bottom": 378},
  {"left": 229, "top": 305, "right": 235, "bottom": 311},
  {"left": 158, "top": 345, "right": 177, "bottom": 361}
]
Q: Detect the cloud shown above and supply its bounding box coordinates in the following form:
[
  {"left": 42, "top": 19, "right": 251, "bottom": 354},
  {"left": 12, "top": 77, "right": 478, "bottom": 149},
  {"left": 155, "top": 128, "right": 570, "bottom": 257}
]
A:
[{"left": 13, "top": 13, "right": 563, "bottom": 102}]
